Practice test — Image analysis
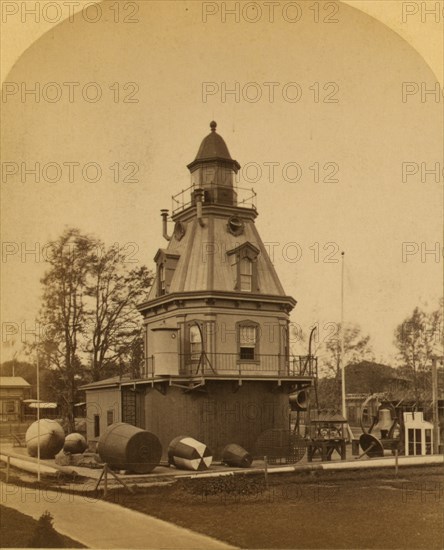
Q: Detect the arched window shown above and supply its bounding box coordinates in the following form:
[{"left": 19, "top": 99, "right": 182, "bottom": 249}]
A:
[{"left": 189, "top": 325, "right": 202, "bottom": 360}]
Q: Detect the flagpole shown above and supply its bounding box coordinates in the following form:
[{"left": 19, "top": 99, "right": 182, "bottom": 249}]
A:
[
  {"left": 340, "top": 251, "right": 346, "bottom": 420},
  {"left": 36, "top": 353, "right": 41, "bottom": 482}
]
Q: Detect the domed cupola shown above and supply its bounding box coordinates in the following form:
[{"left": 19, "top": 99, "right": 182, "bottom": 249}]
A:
[{"left": 187, "top": 121, "right": 241, "bottom": 206}]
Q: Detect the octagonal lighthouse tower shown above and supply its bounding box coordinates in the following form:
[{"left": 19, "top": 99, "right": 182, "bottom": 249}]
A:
[
  {"left": 84, "top": 123, "right": 315, "bottom": 457},
  {"left": 139, "top": 121, "right": 300, "bottom": 376},
  {"left": 129, "top": 122, "right": 315, "bottom": 457}
]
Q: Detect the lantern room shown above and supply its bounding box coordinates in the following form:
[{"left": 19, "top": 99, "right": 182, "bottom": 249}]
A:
[{"left": 186, "top": 120, "right": 240, "bottom": 207}]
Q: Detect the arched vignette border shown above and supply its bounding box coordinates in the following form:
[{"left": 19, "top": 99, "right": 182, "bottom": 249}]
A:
[{"left": 1, "top": 0, "right": 442, "bottom": 86}]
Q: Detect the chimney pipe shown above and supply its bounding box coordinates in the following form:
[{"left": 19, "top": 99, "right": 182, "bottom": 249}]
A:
[
  {"left": 160, "top": 209, "right": 172, "bottom": 241},
  {"left": 195, "top": 188, "right": 205, "bottom": 227}
]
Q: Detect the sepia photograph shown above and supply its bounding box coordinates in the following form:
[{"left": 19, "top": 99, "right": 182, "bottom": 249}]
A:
[{"left": 0, "top": 1, "right": 443, "bottom": 549}]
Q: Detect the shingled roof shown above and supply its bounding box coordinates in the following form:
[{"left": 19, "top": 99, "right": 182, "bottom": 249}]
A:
[
  {"left": 187, "top": 121, "right": 240, "bottom": 171},
  {"left": 0, "top": 376, "right": 30, "bottom": 388}
]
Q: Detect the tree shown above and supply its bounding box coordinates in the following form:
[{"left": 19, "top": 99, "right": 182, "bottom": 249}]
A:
[
  {"left": 322, "top": 323, "right": 373, "bottom": 377},
  {"left": 31, "top": 228, "right": 97, "bottom": 430},
  {"left": 29, "top": 228, "right": 153, "bottom": 429},
  {"left": 344, "top": 361, "right": 396, "bottom": 394},
  {"left": 394, "top": 304, "right": 443, "bottom": 402},
  {"left": 320, "top": 323, "right": 373, "bottom": 406},
  {"left": 85, "top": 246, "right": 152, "bottom": 381}
]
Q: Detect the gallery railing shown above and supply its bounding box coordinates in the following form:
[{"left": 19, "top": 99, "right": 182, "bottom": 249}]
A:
[
  {"left": 140, "top": 353, "right": 316, "bottom": 379},
  {"left": 171, "top": 183, "right": 257, "bottom": 215}
]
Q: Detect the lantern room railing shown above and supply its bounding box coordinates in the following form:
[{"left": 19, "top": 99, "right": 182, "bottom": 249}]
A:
[
  {"left": 140, "top": 353, "right": 316, "bottom": 379},
  {"left": 171, "top": 183, "right": 257, "bottom": 215}
]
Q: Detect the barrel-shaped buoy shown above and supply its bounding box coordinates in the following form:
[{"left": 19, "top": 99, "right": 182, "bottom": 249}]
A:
[
  {"left": 168, "top": 436, "right": 212, "bottom": 471},
  {"left": 222, "top": 444, "right": 253, "bottom": 468},
  {"left": 64, "top": 433, "right": 87, "bottom": 454},
  {"left": 98, "top": 422, "right": 162, "bottom": 474},
  {"left": 26, "top": 419, "right": 65, "bottom": 459}
]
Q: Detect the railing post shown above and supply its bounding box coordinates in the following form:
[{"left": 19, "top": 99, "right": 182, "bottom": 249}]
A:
[
  {"left": 104, "top": 463, "right": 108, "bottom": 498},
  {"left": 264, "top": 456, "right": 269, "bottom": 490}
]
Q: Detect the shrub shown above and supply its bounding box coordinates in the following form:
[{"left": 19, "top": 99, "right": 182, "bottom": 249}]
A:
[
  {"left": 180, "top": 474, "right": 265, "bottom": 497},
  {"left": 28, "top": 511, "right": 64, "bottom": 548}
]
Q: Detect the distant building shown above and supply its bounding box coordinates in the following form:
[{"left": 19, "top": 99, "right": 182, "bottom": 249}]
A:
[
  {"left": 0, "top": 377, "right": 31, "bottom": 422},
  {"left": 344, "top": 361, "right": 444, "bottom": 427},
  {"left": 82, "top": 122, "right": 316, "bottom": 458},
  {"left": 346, "top": 393, "right": 444, "bottom": 444},
  {"left": 23, "top": 400, "right": 59, "bottom": 420}
]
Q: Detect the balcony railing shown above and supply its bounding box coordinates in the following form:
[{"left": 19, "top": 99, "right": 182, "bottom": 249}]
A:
[
  {"left": 140, "top": 353, "right": 316, "bottom": 379},
  {"left": 171, "top": 183, "right": 257, "bottom": 215}
]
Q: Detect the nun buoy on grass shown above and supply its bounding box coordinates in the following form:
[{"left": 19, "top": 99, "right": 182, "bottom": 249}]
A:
[
  {"left": 98, "top": 422, "right": 162, "bottom": 474},
  {"left": 25, "top": 419, "right": 65, "bottom": 459},
  {"left": 168, "top": 436, "right": 213, "bottom": 471},
  {"left": 222, "top": 443, "right": 253, "bottom": 468},
  {"left": 63, "top": 432, "right": 87, "bottom": 454}
]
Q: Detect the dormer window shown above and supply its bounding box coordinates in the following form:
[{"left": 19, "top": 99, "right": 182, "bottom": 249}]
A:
[
  {"left": 240, "top": 257, "right": 252, "bottom": 292},
  {"left": 154, "top": 249, "right": 180, "bottom": 298},
  {"left": 158, "top": 264, "right": 166, "bottom": 296},
  {"left": 227, "top": 242, "right": 260, "bottom": 292}
]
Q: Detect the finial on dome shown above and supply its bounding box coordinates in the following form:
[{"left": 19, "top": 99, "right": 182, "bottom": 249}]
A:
[{"left": 210, "top": 121, "right": 217, "bottom": 132}]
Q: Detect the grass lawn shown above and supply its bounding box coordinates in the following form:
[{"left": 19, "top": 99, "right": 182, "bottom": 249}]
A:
[
  {"left": 0, "top": 505, "right": 85, "bottom": 548},
  {"left": 110, "top": 466, "right": 443, "bottom": 549}
]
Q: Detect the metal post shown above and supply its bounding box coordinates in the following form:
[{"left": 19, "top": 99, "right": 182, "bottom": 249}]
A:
[
  {"left": 104, "top": 464, "right": 108, "bottom": 498},
  {"left": 36, "top": 354, "right": 41, "bottom": 483},
  {"left": 431, "top": 357, "right": 440, "bottom": 454},
  {"left": 395, "top": 449, "right": 399, "bottom": 476},
  {"left": 340, "top": 251, "right": 347, "bottom": 420},
  {"left": 6, "top": 456, "right": 10, "bottom": 483},
  {"left": 264, "top": 456, "right": 269, "bottom": 490}
]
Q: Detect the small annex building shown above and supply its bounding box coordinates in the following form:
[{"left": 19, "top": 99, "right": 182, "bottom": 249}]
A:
[
  {"left": 0, "top": 376, "right": 31, "bottom": 422},
  {"left": 82, "top": 123, "right": 315, "bottom": 459}
]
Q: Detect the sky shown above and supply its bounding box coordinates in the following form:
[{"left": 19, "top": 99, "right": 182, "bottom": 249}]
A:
[{"left": 1, "top": 0, "right": 443, "bottom": 366}]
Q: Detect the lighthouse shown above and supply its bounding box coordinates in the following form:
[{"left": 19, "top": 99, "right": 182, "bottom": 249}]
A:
[{"left": 83, "top": 122, "right": 315, "bottom": 458}]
